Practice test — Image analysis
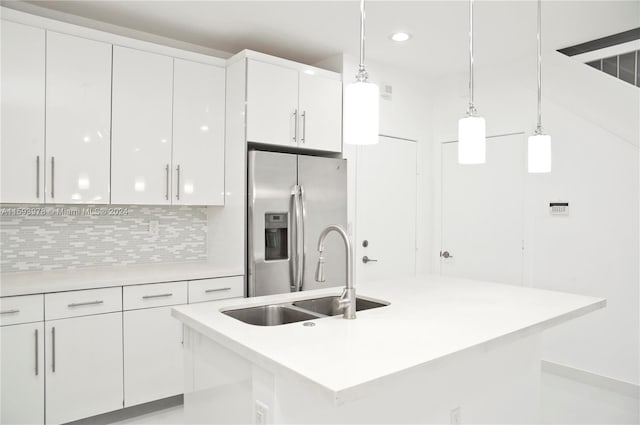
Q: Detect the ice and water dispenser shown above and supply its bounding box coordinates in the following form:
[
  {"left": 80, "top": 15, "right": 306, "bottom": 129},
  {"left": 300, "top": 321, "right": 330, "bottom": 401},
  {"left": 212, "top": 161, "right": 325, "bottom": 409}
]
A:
[{"left": 264, "top": 213, "right": 288, "bottom": 261}]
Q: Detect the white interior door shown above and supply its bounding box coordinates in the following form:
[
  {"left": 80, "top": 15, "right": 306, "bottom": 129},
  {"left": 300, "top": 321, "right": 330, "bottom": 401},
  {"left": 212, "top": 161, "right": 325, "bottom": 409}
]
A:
[
  {"left": 355, "top": 136, "right": 417, "bottom": 283},
  {"left": 441, "top": 133, "right": 525, "bottom": 285}
]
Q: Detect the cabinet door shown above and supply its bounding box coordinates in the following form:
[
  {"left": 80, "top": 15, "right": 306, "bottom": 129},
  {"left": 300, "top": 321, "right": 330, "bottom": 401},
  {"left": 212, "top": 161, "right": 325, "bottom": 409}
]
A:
[
  {"left": 112, "top": 46, "right": 173, "bottom": 205},
  {"left": 173, "top": 59, "right": 225, "bottom": 205},
  {"left": 46, "top": 32, "right": 112, "bottom": 204},
  {"left": 0, "top": 323, "right": 45, "bottom": 425},
  {"left": 298, "top": 73, "right": 342, "bottom": 152},
  {"left": 246, "top": 60, "right": 299, "bottom": 147},
  {"left": 45, "top": 313, "right": 123, "bottom": 424},
  {"left": 0, "top": 21, "right": 45, "bottom": 203},
  {"left": 123, "top": 306, "right": 183, "bottom": 407}
]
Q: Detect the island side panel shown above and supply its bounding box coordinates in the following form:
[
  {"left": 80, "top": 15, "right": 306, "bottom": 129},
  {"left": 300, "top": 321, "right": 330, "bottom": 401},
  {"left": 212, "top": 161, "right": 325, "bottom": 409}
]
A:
[
  {"left": 183, "top": 328, "right": 253, "bottom": 424},
  {"left": 271, "top": 334, "right": 542, "bottom": 424}
]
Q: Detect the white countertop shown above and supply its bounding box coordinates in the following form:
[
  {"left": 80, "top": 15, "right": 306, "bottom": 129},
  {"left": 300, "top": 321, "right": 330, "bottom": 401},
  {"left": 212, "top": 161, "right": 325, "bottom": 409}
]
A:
[
  {"left": 0, "top": 262, "right": 243, "bottom": 296},
  {"left": 172, "top": 275, "right": 605, "bottom": 404}
]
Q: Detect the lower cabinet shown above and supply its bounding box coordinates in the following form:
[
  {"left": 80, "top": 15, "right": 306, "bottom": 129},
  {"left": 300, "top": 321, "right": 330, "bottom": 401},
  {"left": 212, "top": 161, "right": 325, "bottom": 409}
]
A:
[
  {"left": 124, "top": 306, "right": 184, "bottom": 406},
  {"left": 45, "top": 312, "right": 123, "bottom": 424},
  {"left": 0, "top": 322, "right": 45, "bottom": 425}
]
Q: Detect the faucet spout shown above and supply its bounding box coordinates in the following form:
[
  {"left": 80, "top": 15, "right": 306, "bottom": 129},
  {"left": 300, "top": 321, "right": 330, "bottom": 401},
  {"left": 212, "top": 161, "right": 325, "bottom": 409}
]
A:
[{"left": 315, "top": 224, "right": 356, "bottom": 319}]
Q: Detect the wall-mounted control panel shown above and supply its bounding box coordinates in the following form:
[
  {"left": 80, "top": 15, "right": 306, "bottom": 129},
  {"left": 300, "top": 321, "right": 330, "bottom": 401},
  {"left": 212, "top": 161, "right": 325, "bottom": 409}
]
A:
[{"left": 549, "top": 202, "right": 569, "bottom": 216}]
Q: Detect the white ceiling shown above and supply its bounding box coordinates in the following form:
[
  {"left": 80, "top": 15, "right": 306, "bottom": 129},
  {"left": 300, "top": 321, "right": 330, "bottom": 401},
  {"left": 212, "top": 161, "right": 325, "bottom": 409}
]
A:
[{"left": 7, "top": 0, "right": 640, "bottom": 79}]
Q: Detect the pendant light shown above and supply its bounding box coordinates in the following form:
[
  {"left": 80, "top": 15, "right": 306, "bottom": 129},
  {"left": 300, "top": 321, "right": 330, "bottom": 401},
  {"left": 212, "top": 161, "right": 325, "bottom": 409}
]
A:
[
  {"left": 344, "top": 0, "right": 379, "bottom": 145},
  {"left": 528, "top": 0, "right": 552, "bottom": 173},
  {"left": 458, "top": 0, "right": 486, "bottom": 164}
]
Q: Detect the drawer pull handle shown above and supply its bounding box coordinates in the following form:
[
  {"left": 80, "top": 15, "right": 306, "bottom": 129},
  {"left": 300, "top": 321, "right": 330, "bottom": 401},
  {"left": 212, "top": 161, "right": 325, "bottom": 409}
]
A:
[
  {"left": 205, "top": 287, "right": 231, "bottom": 293},
  {"left": 0, "top": 309, "right": 20, "bottom": 315},
  {"left": 142, "top": 293, "right": 173, "bottom": 300},
  {"left": 68, "top": 300, "right": 104, "bottom": 308}
]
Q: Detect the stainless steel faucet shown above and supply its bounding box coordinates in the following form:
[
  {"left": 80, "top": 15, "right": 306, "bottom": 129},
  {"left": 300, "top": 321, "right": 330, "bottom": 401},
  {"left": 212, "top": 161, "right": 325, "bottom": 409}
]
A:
[{"left": 314, "top": 224, "right": 356, "bottom": 319}]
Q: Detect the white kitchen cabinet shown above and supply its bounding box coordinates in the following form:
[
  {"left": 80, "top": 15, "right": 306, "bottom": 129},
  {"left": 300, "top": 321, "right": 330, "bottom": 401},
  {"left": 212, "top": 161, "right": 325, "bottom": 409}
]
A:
[
  {"left": 246, "top": 59, "right": 299, "bottom": 147},
  {"left": 0, "top": 21, "right": 45, "bottom": 204},
  {"left": 246, "top": 58, "right": 342, "bottom": 153},
  {"left": 111, "top": 46, "right": 173, "bottom": 205},
  {"left": 298, "top": 72, "right": 342, "bottom": 152},
  {"left": 45, "top": 313, "right": 123, "bottom": 424},
  {"left": 123, "top": 306, "right": 184, "bottom": 406},
  {"left": 1, "top": 322, "right": 45, "bottom": 424},
  {"left": 46, "top": 31, "right": 112, "bottom": 204},
  {"left": 172, "top": 59, "right": 225, "bottom": 205}
]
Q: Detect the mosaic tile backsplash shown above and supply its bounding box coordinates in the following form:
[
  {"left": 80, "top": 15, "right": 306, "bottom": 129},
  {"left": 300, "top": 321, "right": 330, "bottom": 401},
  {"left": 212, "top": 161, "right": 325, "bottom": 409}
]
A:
[{"left": 0, "top": 205, "right": 208, "bottom": 273}]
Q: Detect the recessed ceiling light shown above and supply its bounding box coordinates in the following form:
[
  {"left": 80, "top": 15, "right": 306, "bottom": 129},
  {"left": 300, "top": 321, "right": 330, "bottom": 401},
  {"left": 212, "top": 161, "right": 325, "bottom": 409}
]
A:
[{"left": 390, "top": 32, "right": 412, "bottom": 42}]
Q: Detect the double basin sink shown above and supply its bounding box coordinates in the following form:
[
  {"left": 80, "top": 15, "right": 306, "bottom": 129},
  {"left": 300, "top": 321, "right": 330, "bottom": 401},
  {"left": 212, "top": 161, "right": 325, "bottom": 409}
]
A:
[{"left": 222, "top": 295, "right": 389, "bottom": 326}]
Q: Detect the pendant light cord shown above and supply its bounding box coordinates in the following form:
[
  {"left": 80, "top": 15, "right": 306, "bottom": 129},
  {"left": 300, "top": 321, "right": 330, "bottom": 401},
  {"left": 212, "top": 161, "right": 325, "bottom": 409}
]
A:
[
  {"left": 536, "top": 0, "right": 543, "bottom": 134},
  {"left": 356, "top": 0, "right": 368, "bottom": 82},
  {"left": 467, "top": 0, "right": 477, "bottom": 116}
]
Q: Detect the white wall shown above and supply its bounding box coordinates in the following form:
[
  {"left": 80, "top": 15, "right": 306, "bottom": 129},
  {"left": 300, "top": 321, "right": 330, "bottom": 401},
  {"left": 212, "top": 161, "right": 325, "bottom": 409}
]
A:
[
  {"left": 319, "top": 54, "right": 436, "bottom": 277},
  {"left": 429, "top": 51, "right": 639, "bottom": 385}
]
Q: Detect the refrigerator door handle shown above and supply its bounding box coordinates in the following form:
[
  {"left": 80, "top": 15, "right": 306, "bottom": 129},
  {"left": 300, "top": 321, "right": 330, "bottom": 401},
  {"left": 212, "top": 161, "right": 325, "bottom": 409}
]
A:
[
  {"left": 290, "top": 185, "right": 300, "bottom": 291},
  {"left": 297, "top": 185, "right": 306, "bottom": 292}
]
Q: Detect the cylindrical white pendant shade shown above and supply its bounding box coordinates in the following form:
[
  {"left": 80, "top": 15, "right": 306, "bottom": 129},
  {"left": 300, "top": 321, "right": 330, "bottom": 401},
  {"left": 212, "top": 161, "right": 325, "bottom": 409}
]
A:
[
  {"left": 528, "top": 134, "right": 551, "bottom": 173},
  {"left": 458, "top": 115, "right": 486, "bottom": 164},
  {"left": 344, "top": 81, "right": 379, "bottom": 145}
]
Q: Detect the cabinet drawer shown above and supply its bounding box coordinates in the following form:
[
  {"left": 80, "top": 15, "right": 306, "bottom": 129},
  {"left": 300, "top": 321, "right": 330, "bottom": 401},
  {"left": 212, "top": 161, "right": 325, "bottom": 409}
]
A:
[
  {"left": 124, "top": 281, "right": 187, "bottom": 311},
  {"left": 0, "top": 294, "right": 44, "bottom": 326},
  {"left": 188, "top": 276, "right": 244, "bottom": 303},
  {"left": 45, "top": 287, "right": 122, "bottom": 320}
]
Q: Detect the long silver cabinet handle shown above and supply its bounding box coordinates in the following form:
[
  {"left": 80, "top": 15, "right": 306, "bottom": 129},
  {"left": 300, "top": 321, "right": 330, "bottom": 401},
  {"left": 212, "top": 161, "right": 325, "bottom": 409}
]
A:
[
  {"left": 301, "top": 111, "right": 306, "bottom": 144},
  {"left": 176, "top": 165, "right": 181, "bottom": 200},
  {"left": 293, "top": 109, "right": 298, "bottom": 143},
  {"left": 142, "top": 293, "right": 173, "bottom": 300},
  {"left": 50, "top": 157, "right": 55, "bottom": 199},
  {"left": 51, "top": 327, "right": 56, "bottom": 373},
  {"left": 36, "top": 156, "right": 40, "bottom": 199},
  {"left": 35, "top": 328, "right": 39, "bottom": 376},
  {"left": 165, "top": 164, "right": 170, "bottom": 201},
  {"left": 67, "top": 300, "right": 104, "bottom": 308},
  {"left": 205, "top": 287, "right": 231, "bottom": 293},
  {"left": 0, "top": 309, "right": 20, "bottom": 315}
]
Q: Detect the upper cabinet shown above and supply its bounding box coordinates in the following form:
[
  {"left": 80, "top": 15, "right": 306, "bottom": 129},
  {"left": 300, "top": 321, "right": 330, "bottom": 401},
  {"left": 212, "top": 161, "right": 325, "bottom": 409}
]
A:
[
  {"left": 172, "top": 59, "right": 225, "bottom": 206},
  {"left": 246, "top": 59, "right": 342, "bottom": 153},
  {"left": 111, "top": 46, "right": 174, "bottom": 205},
  {"left": 1, "top": 21, "right": 45, "bottom": 204},
  {"left": 246, "top": 60, "right": 299, "bottom": 148},
  {"left": 46, "top": 32, "right": 112, "bottom": 204},
  {"left": 298, "top": 72, "right": 342, "bottom": 152}
]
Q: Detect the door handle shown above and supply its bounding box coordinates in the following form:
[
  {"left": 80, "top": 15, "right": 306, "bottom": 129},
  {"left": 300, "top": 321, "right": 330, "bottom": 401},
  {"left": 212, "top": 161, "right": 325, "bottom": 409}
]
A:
[
  {"left": 35, "top": 328, "right": 39, "bottom": 376},
  {"left": 50, "top": 156, "right": 55, "bottom": 199},
  {"left": 440, "top": 251, "right": 453, "bottom": 259},
  {"left": 165, "top": 164, "right": 170, "bottom": 201},
  {"left": 362, "top": 256, "right": 378, "bottom": 264},
  {"left": 301, "top": 111, "right": 306, "bottom": 144}
]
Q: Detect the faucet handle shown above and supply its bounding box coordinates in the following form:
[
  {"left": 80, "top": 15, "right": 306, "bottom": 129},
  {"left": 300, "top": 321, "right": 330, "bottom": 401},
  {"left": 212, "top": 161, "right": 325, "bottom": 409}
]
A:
[{"left": 315, "top": 255, "right": 326, "bottom": 282}]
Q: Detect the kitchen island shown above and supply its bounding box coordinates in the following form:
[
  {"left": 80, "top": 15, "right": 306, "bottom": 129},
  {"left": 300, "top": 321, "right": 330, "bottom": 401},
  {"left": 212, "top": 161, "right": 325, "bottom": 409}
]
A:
[{"left": 172, "top": 275, "right": 605, "bottom": 424}]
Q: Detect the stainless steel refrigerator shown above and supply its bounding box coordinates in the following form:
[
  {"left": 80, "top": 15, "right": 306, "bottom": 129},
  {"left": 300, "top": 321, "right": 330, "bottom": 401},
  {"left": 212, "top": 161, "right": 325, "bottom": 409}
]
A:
[{"left": 248, "top": 150, "right": 347, "bottom": 297}]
